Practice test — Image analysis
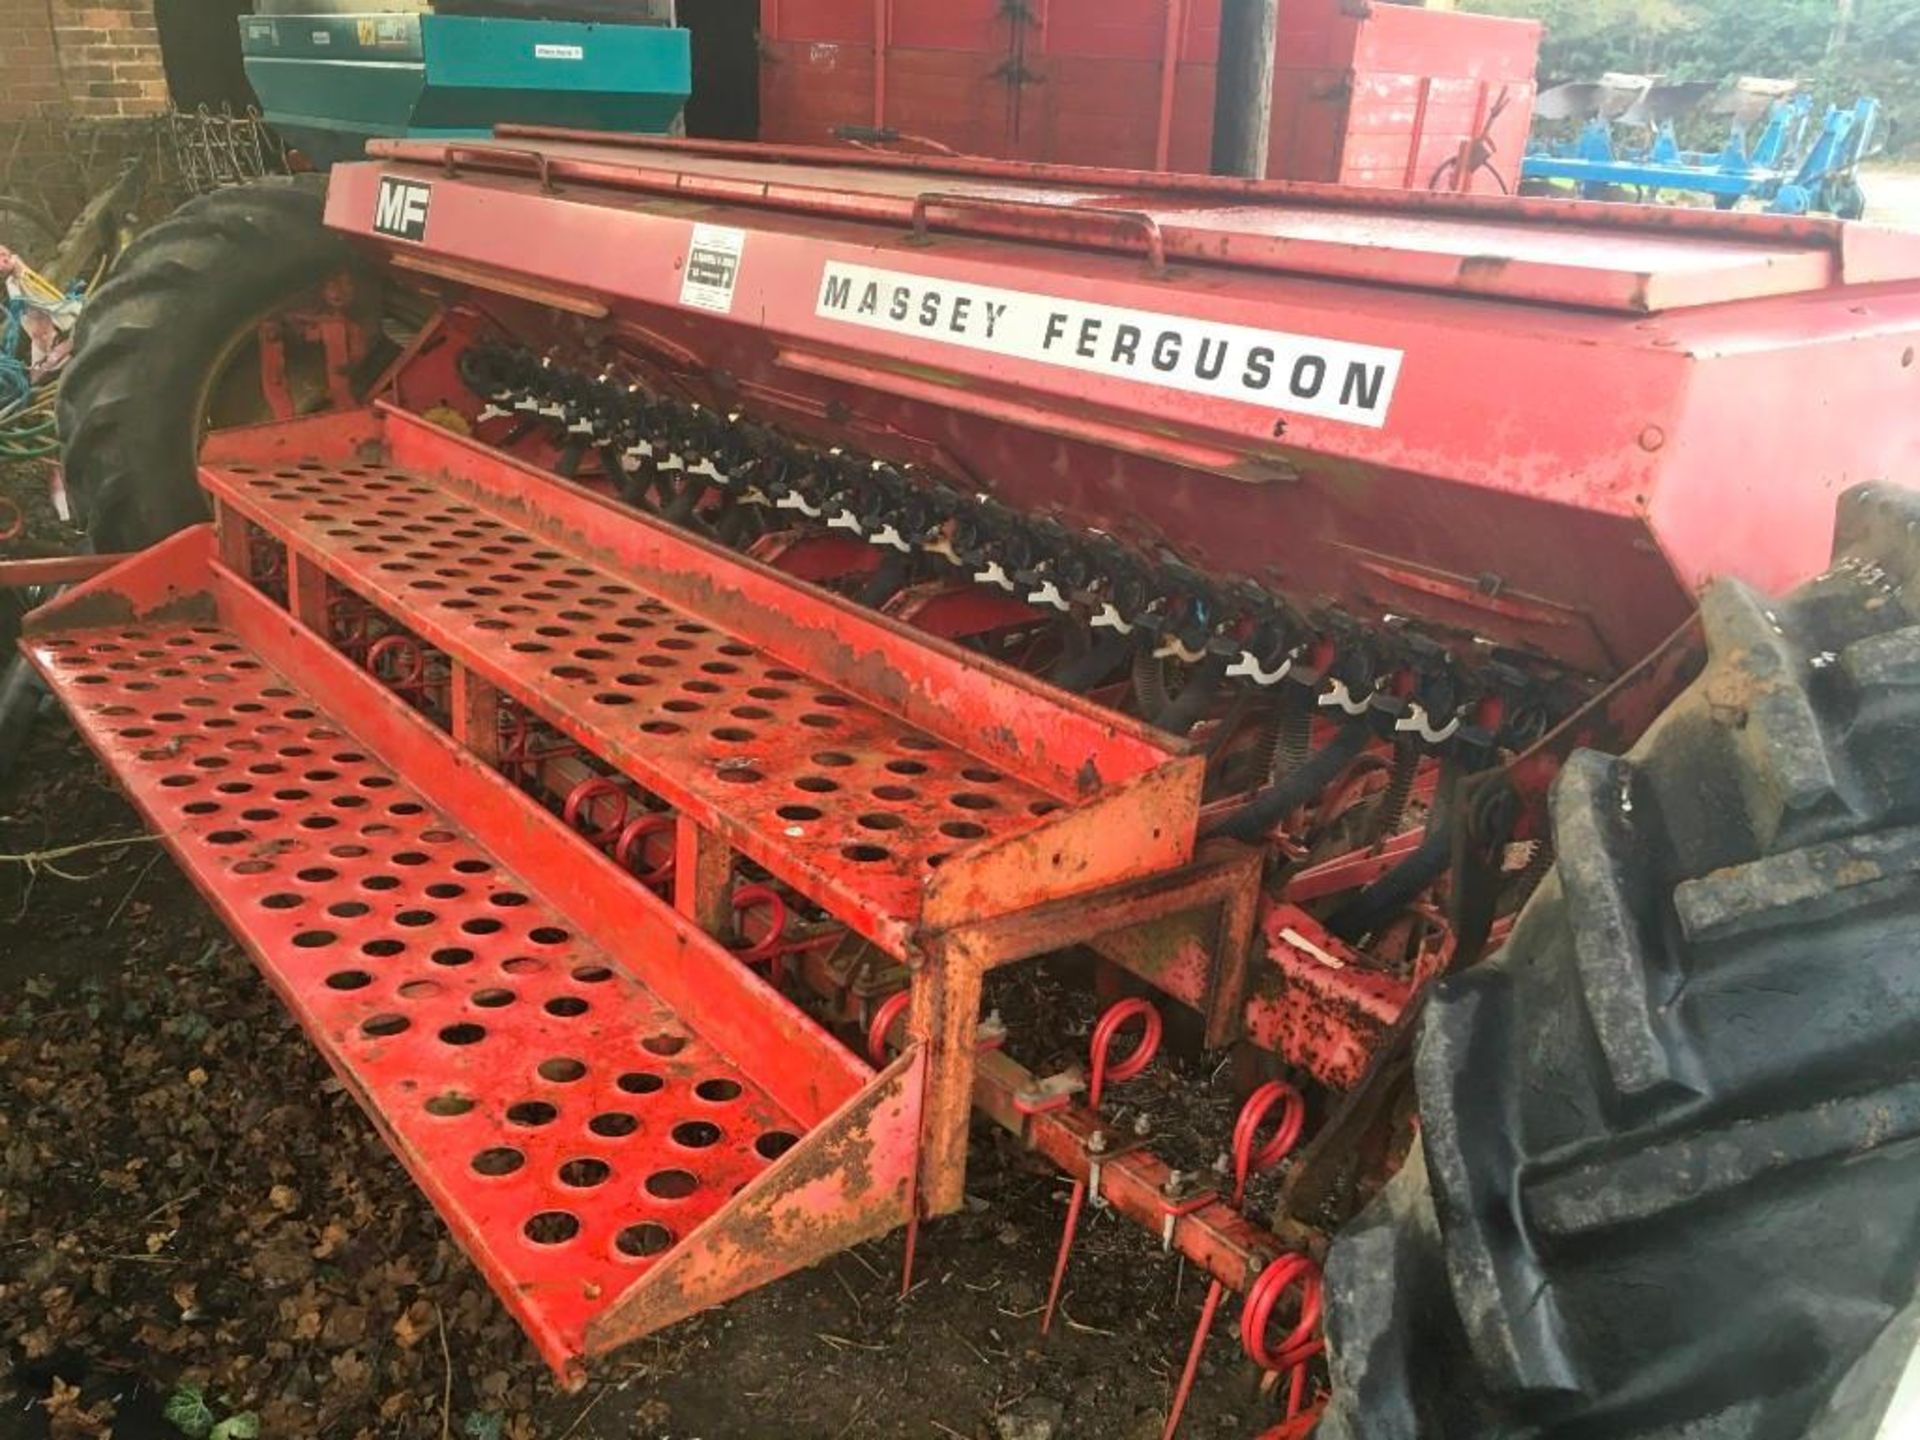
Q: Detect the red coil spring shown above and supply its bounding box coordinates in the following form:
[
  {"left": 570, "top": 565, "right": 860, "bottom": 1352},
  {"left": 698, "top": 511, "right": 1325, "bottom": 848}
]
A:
[
  {"left": 326, "top": 594, "right": 376, "bottom": 661},
  {"left": 1239, "top": 1253, "right": 1324, "bottom": 1374},
  {"left": 248, "top": 529, "right": 286, "bottom": 585},
  {"left": 366, "top": 633, "right": 428, "bottom": 696},
  {"left": 865, "top": 989, "right": 911, "bottom": 1067},
  {"left": 730, "top": 883, "right": 789, "bottom": 962},
  {"left": 1230, "top": 1081, "right": 1307, "bottom": 1207},
  {"left": 495, "top": 707, "right": 545, "bottom": 782},
  {"left": 1087, "top": 996, "right": 1163, "bottom": 1110},
  {"left": 1040, "top": 997, "right": 1165, "bottom": 1337},
  {"left": 495, "top": 708, "right": 580, "bottom": 785},
  {"left": 615, "top": 812, "right": 677, "bottom": 891},
  {"left": 1160, "top": 1079, "right": 1313, "bottom": 1440},
  {"left": 561, "top": 775, "right": 633, "bottom": 847}
]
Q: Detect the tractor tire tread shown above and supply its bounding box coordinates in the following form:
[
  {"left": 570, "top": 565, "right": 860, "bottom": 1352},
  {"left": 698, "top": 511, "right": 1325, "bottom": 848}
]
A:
[
  {"left": 58, "top": 176, "right": 349, "bottom": 552},
  {"left": 1320, "top": 480, "right": 1920, "bottom": 1440}
]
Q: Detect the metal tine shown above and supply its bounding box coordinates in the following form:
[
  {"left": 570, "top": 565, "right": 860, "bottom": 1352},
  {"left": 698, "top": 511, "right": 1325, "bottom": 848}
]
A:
[
  {"left": 1161, "top": 1080, "right": 1306, "bottom": 1439},
  {"left": 1039, "top": 996, "right": 1164, "bottom": 1335}
]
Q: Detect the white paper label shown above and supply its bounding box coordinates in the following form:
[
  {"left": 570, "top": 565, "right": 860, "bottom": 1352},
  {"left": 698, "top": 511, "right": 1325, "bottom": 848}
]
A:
[
  {"left": 680, "top": 225, "right": 746, "bottom": 314},
  {"left": 815, "top": 261, "right": 1403, "bottom": 428},
  {"left": 534, "top": 42, "right": 584, "bottom": 60}
]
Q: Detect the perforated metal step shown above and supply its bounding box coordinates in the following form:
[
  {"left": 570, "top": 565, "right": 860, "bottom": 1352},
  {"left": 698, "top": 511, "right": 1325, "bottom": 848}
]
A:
[
  {"left": 198, "top": 408, "right": 1200, "bottom": 955},
  {"left": 23, "top": 602, "right": 898, "bottom": 1378}
]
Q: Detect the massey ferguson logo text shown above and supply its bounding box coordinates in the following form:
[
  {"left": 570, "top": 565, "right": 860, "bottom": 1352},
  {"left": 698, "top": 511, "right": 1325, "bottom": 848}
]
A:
[
  {"left": 816, "top": 262, "right": 1402, "bottom": 428},
  {"left": 373, "top": 177, "right": 431, "bottom": 242}
]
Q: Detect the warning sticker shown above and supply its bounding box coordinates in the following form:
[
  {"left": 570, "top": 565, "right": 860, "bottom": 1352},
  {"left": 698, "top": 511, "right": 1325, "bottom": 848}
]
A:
[{"left": 680, "top": 225, "right": 746, "bottom": 314}]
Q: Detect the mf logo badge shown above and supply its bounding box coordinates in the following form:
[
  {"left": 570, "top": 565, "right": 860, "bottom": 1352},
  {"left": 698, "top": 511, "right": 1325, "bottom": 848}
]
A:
[{"left": 373, "top": 177, "right": 431, "bottom": 242}]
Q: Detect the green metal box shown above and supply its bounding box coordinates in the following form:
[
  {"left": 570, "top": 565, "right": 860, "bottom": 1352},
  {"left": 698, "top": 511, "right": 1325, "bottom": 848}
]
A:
[{"left": 241, "top": 10, "right": 691, "bottom": 166}]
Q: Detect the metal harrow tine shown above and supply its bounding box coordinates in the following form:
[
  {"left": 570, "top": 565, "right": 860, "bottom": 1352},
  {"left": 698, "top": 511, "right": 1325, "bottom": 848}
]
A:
[
  {"left": 1161, "top": 1080, "right": 1307, "bottom": 1439},
  {"left": 1040, "top": 996, "right": 1163, "bottom": 1335}
]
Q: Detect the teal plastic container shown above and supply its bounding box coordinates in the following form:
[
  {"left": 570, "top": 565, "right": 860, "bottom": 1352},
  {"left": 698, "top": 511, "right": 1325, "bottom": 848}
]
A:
[{"left": 241, "top": 12, "right": 690, "bottom": 166}]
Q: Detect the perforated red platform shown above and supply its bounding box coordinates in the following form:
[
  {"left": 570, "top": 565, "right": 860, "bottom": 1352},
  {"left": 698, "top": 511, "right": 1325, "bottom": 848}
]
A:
[
  {"left": 198, "top": 406, "right": 1203, "bottom": 956},
  {"left": 20, "top": 533, "right": 924, "bottom": 1382},
  {"left": 15, "top": 406, "right": 1209, "bottom": 1378}
]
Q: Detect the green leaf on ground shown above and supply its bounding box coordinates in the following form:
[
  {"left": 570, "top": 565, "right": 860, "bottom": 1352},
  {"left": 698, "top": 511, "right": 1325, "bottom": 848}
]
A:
[{"left": 163, "top": 1385, "right": 216, "bottom": 1439}]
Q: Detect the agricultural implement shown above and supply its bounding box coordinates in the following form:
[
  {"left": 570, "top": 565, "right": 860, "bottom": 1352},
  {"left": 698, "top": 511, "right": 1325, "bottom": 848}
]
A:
[
  {"left": 1523, "top": 78, "right": 1884, "bottom": 216},
  {"left": 24, "top": 135, "right": 1920, "bottom": 1436}
]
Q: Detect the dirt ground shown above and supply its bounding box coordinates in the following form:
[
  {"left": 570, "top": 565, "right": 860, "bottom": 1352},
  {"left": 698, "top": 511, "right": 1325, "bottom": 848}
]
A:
[{"left": 0, "top": 456, "right": 1279, "bottom": 1440}]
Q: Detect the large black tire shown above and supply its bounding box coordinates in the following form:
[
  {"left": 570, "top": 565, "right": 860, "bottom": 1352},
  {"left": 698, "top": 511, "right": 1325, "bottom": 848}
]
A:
[
  {"left": 57, "top": 176, "right": 352, "bottom": 552},
  {"left": 1322, "top": 480, "right": 1920, "bottom": 1439}
]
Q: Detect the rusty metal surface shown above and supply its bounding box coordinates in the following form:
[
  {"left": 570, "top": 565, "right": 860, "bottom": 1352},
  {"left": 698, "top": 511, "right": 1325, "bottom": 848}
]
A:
[
  {"left": 1083, "top": 842, "right": 1266, "bottom": 1048},
  {"left": 1245, "top": 907, "right": 1410, "bottom": 1090},
  {"left": 20, "top": 525, "right": 220, "bottom": 635},
  {"left": 586, "top": 1047, "right": 924, "bottom": 1352}
]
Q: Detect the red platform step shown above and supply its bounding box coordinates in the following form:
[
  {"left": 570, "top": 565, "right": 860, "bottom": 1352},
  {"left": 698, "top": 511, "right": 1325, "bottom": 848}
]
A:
[
  {"left": 20, "top": 535, "right": 922, "bottom": 1383},
  {"left": 198, "top": 405, "right": 1202, "bottom": 957}
]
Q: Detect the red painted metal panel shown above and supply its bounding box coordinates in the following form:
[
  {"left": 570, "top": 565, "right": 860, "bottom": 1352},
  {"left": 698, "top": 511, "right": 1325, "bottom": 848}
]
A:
[
  {"left": 879, "top": 48, "right": 1019, "bottom": 159},
  {"left": 391, "top": 135, "right": 1884, "bottom": 311},
  {"left": 1020, "top": 54, "right": 1215, "bottom": 172},
  {"left": 764, "top": 0, "right": 872, "bottom": 43},
  {"left": 587, "top": 1047, "right": 924, "bottom": 1350},
  {"left": 1310, "top": 4, "right": 1540, "bottom": 195},
  {"left": 1351, "top": 4, "right": 1539, "bottom": 80},
  {"left": 760, "top": 41, "right": 877, "bottom": 146},
  {"left": 888, "top": 0, "right": 1005, "bottom": 51},
  {"left": 328, "top": 147, "right": 1920, "bottom": 685},
  {"left": 759, "top": 0, "right": 1538, "bottom": 192}
]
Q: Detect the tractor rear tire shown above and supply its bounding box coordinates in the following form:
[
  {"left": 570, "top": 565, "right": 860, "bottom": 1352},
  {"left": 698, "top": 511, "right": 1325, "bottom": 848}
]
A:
[
  {"left": 57, "top": 176, "right": 352, "bottom": 553},
  {"left": 1320, "top": 480, "right": 1920, "bottom": 1439}
]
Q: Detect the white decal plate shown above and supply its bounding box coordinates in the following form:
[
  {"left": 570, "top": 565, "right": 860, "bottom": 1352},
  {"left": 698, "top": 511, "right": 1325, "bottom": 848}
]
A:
[
  {"left": 534, "top": 42, "right": 584, "bottom": 59},
  {"left": 373, "top": 176, "right": 432, "bottom": 242},
  {"left": 680, "top": 225, "right": 746, "bottom": 314},
  {"left": 815, "top": 261, "right": 1402, "bottom": 428}
]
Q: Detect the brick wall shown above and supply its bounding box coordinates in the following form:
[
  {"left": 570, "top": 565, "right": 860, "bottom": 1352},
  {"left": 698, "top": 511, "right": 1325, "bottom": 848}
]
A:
[
  {"left": 0, "top": 0, "right": 170, "bottom": 120},
  {"left": 0, "top": 0, "right": 66, "bottom": 116},
  {"left": 51, "top": 0, "right": 169, "bottom": 117}
]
